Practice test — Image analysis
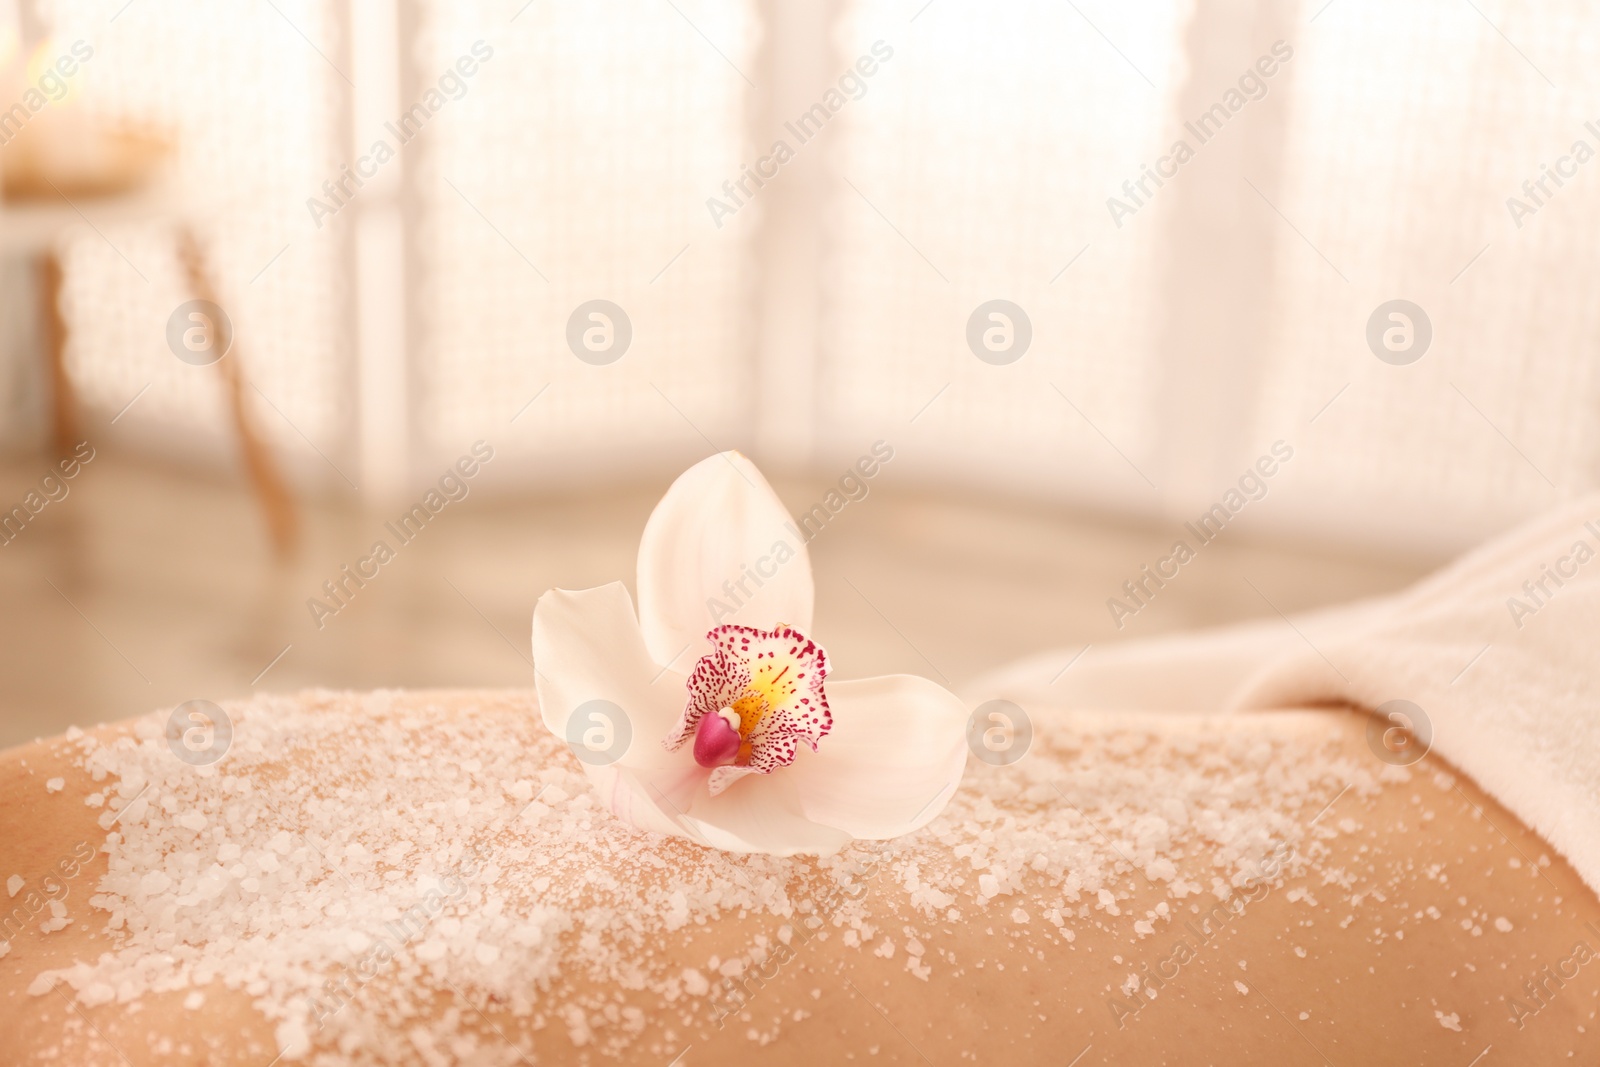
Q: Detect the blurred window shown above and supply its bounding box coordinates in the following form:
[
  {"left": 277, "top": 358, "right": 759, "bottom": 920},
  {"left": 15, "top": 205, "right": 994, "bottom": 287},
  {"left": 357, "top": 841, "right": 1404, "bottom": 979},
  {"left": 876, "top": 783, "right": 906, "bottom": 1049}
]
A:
[{"left": 26, "top": 0, "right": 1599, "bottom": 552}]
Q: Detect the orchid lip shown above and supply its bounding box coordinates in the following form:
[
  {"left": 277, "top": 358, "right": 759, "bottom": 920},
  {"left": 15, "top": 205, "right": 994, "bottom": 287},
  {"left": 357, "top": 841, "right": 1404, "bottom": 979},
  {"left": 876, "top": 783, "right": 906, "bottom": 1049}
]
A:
[
  {"left": 693, "top": 709, "right": 742, "bottom": 768},
  {"left": 664, "top": 622, "right": 832, "bottom": 793}
]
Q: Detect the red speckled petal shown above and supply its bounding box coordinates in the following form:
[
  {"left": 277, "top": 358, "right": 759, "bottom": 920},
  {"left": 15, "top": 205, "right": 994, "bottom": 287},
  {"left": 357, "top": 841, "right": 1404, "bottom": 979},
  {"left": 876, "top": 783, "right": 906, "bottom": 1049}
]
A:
[{"left": 664, "top": 623, "right": 830, "bottom": 787}]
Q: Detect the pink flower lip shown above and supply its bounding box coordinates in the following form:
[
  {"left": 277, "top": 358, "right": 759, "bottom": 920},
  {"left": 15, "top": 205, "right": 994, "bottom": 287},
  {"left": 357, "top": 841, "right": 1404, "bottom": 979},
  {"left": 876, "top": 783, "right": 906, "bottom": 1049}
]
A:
[
  {"left": 664, "top": 622, "right": 832, "bottom": 794},
  {"left": 692, "top": 709, "right": 742, "bottom": 768}
]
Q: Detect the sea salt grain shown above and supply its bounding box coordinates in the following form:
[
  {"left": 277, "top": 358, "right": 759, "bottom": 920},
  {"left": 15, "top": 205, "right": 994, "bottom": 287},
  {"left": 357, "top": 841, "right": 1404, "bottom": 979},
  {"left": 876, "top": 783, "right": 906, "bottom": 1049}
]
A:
[
  {"left": 6, "top": 874, "right": 22, "bottom": 897},
  {"left": 39, "top": 899, "right": 70, "bottom": 934},
  {"left": 45, "top": 777, "right": 64, "bottom": 793},
  {"left": 23, "top": 691, "right": 1374, "bottom": 1064}
]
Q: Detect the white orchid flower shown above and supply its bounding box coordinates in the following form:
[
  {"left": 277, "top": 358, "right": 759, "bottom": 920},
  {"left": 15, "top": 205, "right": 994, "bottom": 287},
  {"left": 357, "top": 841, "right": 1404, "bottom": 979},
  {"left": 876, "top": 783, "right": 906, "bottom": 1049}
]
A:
[{"left": 531, "top": 451, "right": 969, "bottom": 856}]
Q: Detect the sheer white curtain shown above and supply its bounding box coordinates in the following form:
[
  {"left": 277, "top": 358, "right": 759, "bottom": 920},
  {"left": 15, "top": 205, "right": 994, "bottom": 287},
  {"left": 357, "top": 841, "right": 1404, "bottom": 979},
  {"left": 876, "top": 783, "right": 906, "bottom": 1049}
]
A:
[
  {"left": 40, "top": 0, "right": 347, "bottom": 475},
  {"left": 816, "top": 0, "right": 1596, "bottom": 552},
  {"left": 37, "top": 0, "right": 1598, "bottom": 554},
  {"left": 407, "top": 0, "right": 758, "bottom": 486},
  {"left": 1249, "top": 0, "right": 1600, "bottom": 551},
  {"left": 34, "top": 0, "right": 757, "bottom": 492},
  {"left": 816, "top": 0, "right": 1183, "bottom": 514}
]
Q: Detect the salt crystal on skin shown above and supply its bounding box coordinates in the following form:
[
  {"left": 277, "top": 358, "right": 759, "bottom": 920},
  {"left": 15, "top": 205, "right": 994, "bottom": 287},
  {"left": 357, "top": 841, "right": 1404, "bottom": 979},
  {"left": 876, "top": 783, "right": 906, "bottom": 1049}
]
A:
[
  {"left": 1234, "top": 981, "right": 1249, "bottom": 995},
  {"left": 75, "top": 982, "right": 116, "bottom": 1006},
  {"left": 25, "top": 693, "right": 1378, "bottom": 1063},
  {"left": 45, "top": 777, "right": 64, "bottom": 793},
  {"left": 6, "top": 874, "right": 22, "bottom": 897},
  {"left": 1435, "top": 1010, "right": 1462, "bottom": 1031},
  {"left": 1494, "top": 917, "right": 1513, "bottom": 932},
  {"left": 276, "top": 1019, "right": 309, "bottom": 1058}
]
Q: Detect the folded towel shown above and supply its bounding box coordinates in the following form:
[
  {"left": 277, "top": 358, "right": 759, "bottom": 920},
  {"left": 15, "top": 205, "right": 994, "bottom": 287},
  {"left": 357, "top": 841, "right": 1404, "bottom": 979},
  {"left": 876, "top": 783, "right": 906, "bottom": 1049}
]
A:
[{"left": 972, "top": 493, "right": 1600, "bottom": 891}]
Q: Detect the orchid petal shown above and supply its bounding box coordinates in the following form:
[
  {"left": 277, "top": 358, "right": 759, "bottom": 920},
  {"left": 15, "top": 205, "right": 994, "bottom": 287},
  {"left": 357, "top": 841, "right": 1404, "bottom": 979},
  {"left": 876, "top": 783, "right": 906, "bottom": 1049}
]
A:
[
  {"left": 635, "top": 451, "right": 814, "bottom": 666},
  {"left": 530, "top": 582, "right": 684, "bottom": 775},
  {"left": 587, "top": 760, "right": 853, "bottom": 856},
  {"left": 586, "top": 762, "right": 712, "bottom": 844},
  {"left": 784, "top": 675, "right": 968, "bottom": 840},
  {"left": 671, "top": 770, "right": 854, "bottom": 856}
]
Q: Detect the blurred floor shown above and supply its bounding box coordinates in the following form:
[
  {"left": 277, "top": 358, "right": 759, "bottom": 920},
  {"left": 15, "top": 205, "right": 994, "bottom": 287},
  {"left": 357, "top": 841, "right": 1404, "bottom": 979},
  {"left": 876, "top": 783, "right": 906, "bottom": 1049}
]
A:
[{"left": 0, "top": 452, "right": 1433, "bottom": 748}]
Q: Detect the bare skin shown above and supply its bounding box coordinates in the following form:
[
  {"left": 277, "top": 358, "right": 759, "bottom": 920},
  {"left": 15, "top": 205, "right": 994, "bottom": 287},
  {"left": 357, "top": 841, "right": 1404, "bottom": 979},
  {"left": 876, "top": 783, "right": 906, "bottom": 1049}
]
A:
[{"left": 1, "top": 699, "right": 1597, "bottom": 1066}]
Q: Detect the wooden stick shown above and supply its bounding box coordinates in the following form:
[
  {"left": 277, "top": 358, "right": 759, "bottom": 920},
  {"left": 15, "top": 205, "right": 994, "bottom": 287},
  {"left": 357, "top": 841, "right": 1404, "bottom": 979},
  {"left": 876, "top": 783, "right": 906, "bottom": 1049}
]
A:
[
  {"left": 37, "top": 251, "right": 78, "bottom": 458},
  {"left": 175, "top": 228, "right": 299, "bottom": 557}
]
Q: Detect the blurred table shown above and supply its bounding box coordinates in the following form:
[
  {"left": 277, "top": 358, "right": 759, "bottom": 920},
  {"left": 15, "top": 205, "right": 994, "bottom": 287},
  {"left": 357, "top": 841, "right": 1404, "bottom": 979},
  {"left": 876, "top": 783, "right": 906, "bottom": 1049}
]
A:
[
  {"left": 0, "top": 180, "right": 298, "bottom": 554},
  {"left": 1, "top": 185, "right": 175, "bottom": 456}
]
